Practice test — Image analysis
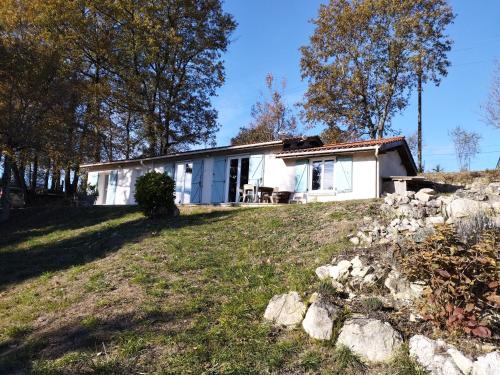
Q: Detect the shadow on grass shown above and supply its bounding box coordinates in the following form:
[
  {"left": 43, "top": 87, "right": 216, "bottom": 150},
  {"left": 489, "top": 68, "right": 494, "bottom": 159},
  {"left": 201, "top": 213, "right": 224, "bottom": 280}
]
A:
[
  {"left": 0, "top": 206, "right": 141, "bottom": 250},
  {"left": 0, "top": 309, "right": 193, "bottom": 374},
  {"left": 0, "top": 207, "right": 241, "bottom": 291}
]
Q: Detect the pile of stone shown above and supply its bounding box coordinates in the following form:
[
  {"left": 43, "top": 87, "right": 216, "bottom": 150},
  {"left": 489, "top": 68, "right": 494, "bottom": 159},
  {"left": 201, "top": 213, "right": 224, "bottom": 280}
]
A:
[
  {"left": 263, "top": 291, "right": 499, "bottom": 372},
  {"left": 315, "top": 255, "right": 425, "bottom": 303},
  {"left": 350, "top": 184, "right": 500, "bottom": 246}
]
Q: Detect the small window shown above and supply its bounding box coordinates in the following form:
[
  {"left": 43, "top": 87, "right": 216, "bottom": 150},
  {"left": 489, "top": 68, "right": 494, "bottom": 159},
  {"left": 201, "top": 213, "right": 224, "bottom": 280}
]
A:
[{"left": 311, "top": 159, "right": 335, "bottom": 191}]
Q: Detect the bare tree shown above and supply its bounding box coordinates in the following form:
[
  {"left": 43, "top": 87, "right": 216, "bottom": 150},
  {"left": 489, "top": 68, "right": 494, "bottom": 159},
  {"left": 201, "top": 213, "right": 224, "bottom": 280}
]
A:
[
  {"left": 482, "top": 61, "right": 500, "bottom": 129},
  {"left": 449, "top": 126, "right": 481, "bottom": 171}
]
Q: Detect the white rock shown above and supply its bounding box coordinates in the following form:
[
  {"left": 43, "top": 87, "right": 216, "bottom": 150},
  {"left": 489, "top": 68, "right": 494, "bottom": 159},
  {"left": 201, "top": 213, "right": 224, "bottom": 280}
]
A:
[
  {"left": 349, "top": 236, "right": 360, "bottom": 245},
  {"left": 416, "top": 188, "right": 437, "bottom": 202},
  {"left": 336, "top": 318, "right": 403, "bottom": 363},
  {"left": 263, "top": 292, "right": 306, "bottom": 327},
  {"left": 409, "top": 335, "right": 463, "bottom": 375},
  {"left": 447, "top": 198, "right": 492, "bottom": 219},
  {"left": 426, "top": 216, "right": 445, "bottom": 226},
  {"left": 351, "top": 255, "right": 363, "bottom": 269},
  {"left": 315, "top": 265, "right": 335, "bottom": 280},
  {"left": 384, "top": 270, "right": 424, "bottom": 301},
  {"left": 362, "top": 273, "right": 378, "bottom": 287},
  {"left": 302, "top": 300, "right": 339, "bottom": 340},
  {"left": 472, "top": 351, "right": 500, "bottom": 375},
  {"left": 486, "top": 182, "right": 500, "bottom": 195},
  {"left": 351, "top": 265, "right": 374, "bottom": 279},
  {"left": 447, "top": 347, "right": 473, "bottom": 375}
]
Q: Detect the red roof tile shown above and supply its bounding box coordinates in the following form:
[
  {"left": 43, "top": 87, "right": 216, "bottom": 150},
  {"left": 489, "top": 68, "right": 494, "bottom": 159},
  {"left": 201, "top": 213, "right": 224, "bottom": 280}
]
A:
[{"left": 277, "top": 136, "right": 406, "bottom": 154}]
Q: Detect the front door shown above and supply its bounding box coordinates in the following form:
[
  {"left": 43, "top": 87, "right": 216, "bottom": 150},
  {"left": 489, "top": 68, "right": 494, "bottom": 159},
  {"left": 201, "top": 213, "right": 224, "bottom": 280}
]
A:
[{"left": 175, "top": 162, "right": 193, "bottom": 204}]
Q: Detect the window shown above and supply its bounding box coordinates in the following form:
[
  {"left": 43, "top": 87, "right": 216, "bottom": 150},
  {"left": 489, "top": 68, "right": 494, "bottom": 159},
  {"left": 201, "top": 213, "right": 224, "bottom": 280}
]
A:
[{"left": 311, "top": 159, "right": 335, "bottom": 191}]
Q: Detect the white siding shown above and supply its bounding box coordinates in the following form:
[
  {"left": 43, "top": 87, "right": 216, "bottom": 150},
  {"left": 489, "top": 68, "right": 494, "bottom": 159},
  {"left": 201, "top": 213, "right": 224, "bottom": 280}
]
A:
[{"left": 304, "top": 152, "right": 377, "bottom": 202}]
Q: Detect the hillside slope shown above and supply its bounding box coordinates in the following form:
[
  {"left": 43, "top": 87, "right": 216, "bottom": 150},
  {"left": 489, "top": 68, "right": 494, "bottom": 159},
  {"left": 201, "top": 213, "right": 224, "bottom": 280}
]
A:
[{"left": 0, "top": 202, "right": 380, "bottom": 374}]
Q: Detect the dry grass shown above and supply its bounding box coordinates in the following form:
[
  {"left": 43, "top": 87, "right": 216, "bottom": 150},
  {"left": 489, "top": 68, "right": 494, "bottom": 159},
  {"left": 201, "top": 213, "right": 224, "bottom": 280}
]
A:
[{"left": 0, "top": 201, "right": 379, "bottom": 374}]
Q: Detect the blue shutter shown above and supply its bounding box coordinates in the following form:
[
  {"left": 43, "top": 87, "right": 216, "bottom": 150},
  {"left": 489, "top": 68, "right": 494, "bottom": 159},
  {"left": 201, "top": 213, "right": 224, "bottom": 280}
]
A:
[
  {"left": 105, "top": 170, "right": 118, "bottom": 205},
  {"left": 295, "top": 160, "right": 309, "bottom": 193},
  {"left": 248, "top": 155, "right": 264, "bottom": 187},
  {"left": 334, "top": 156, "right": 353, "bottom": 193},
  {"left": 211, "top": 157, "right": 226, "bottom": 203},
  {"left": 191, "top": 160, "right": 204, "bottom": 203}
]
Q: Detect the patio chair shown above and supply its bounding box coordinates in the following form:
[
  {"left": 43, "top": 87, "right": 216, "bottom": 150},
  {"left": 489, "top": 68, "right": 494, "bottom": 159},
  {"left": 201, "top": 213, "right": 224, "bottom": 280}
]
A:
[{"left": 242, "top": 184, "right": 256, "bottom": 202}]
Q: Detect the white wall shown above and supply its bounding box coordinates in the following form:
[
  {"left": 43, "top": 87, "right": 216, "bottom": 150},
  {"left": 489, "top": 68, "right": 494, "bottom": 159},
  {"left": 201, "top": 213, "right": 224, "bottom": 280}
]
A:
[
  {"left": 262, "top": 153, "right": 295, "bottom": 191},
  {"left": 304, "top": 152, "right": 377, "bottom": 202}
]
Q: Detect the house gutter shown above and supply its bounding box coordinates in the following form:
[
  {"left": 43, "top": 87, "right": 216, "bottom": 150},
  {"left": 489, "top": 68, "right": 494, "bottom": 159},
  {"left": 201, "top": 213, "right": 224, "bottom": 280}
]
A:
[{"left": 276, "top": 145, "right": 378, "bottom": 159}]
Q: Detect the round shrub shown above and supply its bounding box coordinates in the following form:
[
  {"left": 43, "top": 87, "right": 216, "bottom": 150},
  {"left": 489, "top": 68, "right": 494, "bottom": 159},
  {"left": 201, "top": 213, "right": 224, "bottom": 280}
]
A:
[{"left": 134, "top": 171, "right": 176, "bottom": 218}]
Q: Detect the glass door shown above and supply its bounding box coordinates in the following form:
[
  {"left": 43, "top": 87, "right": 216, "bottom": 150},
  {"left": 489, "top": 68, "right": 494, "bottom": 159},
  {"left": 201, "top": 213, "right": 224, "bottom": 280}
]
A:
[{"left": 227, "top": 157, "right": 250, "bottom": 202}]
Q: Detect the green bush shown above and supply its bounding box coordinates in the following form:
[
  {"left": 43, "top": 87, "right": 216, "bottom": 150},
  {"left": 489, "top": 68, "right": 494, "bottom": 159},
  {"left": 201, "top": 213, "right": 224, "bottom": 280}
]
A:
[{"left": 134, "top": 171, "right": 176, "bottom": 218}]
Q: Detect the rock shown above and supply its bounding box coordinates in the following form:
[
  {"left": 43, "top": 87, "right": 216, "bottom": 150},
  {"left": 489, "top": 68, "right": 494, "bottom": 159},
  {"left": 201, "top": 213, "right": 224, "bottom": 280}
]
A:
[
  {"left": 384, "top": 270, "right": 424, "bottom": 301},
  {"left": 486, "top": 182, "right": 500, "bottom": 195},
  {"left": 414, "top": 227, "right": 435, "bottom": 243},
  {"left": 315, "top": 265, "right": 335, "bottom": 280},
  {"left": 302, "top": 300, "right": 339, "bottom": 340},
  {"left": 336, "top": 318, "right": 403, "bottom": 363},
  {"left": 329, "top": 260, "right": 351, "bottom": 281},
  {"left": 349, "top": 236, "right": 360, "bottom": 245},
  {"left": 384, "top": 195, "right": 395, "bottom": 206},
  {"left": 263, "top": 292, "right": 306, "bottom": 327},
  {"left": 351, "top": 265, "right": 374, "bottom": 279},
  {"left": 409, "top": 335, "right": 465, "bottom": 375},
  {"left": 415, "top": 188, "right": 437, "bottom": 202},
  {"left": 309, "top": 292, "right": 319, "bottom": 304},
  {"left": 447, "top": 348, "right": 473, "bottom": 375},
  {"left": 426, "top": 216, "right": 445, "bottom": 226},
  {"left": 472, "top": 351, "right": 500, "bottom": 375},
  {"left": 351, "top": 255, "right": 363, "bottom": 269},
  {"left": 447, "top": 198, "right": 492, "bottom": 219},
  {"left": 362, "top": 273, "right": 378, "bottom": 287}
]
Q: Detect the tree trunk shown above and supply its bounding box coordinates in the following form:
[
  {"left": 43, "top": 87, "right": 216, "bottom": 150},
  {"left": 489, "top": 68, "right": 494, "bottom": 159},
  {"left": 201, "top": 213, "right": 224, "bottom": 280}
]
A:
[
  {"left": 71, "top": 165, "right": 80, "bottom": 194},
  {"left": 64, "top": 166, "right": 72, "bottom": 196},
  {"left": 417, "top": 69, "right": 423, "bottom": 173},
  {"left": 0, "top": 154, "right": 12, "bottom": 223},
  {"left": 31, "top": 153, "right": 38, "bottom": 193},
  {"left": 12, "top": 160, "right": 29, "bottom": 202},
  {"left": 44, "top": 159, "right": 50, "bottom": 190}
]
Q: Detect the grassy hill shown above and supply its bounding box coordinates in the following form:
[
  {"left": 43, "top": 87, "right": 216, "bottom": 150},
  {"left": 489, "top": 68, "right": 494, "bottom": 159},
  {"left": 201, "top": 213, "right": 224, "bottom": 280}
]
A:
[{"left": 0, "top": 201, "right": 382, "bottom": 374}]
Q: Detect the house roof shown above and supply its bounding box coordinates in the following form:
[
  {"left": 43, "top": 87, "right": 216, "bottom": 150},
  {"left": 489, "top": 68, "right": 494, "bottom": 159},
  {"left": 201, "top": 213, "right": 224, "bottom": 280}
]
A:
[
  {"left": 80, "top": 139, "right": 283, "bottom": 168},
  {"left": 276, "top": 136, "right": 406, "bottom": 155},
  {"left": 276, "top": 136, "right": 417, "bottom": 175}
]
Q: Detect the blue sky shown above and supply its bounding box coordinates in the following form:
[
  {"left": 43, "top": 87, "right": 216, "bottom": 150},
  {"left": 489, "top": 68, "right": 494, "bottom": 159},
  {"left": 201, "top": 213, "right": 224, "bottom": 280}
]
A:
[{"left": 213, "top": 0, "right": 500, "bottom": 172}]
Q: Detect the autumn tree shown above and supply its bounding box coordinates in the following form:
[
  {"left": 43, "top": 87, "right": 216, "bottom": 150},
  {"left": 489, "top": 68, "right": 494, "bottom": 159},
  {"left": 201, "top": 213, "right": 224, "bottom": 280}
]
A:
[
  {"left": 483, "top": 61, "right": 500, "bottom": 129},
  {"left": 300, "top": 0, "right": 453, "bottom": 145},
  {"left": 450, "top": 126, "right": 481, "bottom": 171},
  {"left": 231, "top": 74, "right": 298, "bottom": 146}
]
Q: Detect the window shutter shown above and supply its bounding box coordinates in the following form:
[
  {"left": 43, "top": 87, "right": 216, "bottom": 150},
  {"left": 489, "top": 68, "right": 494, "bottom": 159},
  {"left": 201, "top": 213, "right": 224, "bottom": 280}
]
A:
[
  {"left": 334, "top": 156, "right": 353, "bottom": 193},
  {"left": 248, "top": 155, "right": 264, "bottom": 187},
  {"left": 295, "top": 160, "right": 309, "bottom": 193}
]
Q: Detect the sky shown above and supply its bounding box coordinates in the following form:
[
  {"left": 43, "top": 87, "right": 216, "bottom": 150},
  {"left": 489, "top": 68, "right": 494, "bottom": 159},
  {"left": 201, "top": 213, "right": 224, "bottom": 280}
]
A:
[{"left": 212, "top": 0, "right": 500, "bottom": 172}]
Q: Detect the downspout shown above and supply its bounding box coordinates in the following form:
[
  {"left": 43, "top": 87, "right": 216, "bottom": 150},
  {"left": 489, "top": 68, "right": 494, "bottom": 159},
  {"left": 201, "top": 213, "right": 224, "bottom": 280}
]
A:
[{"left": 375, "top": 146, "right": 380, "bottom": 198}]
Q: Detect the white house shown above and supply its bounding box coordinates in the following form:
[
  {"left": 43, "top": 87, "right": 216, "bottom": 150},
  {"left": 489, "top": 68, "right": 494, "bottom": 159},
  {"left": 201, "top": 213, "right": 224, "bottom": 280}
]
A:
[{"left": 81, "top": 136, "right": 417, "bottom": 205}]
